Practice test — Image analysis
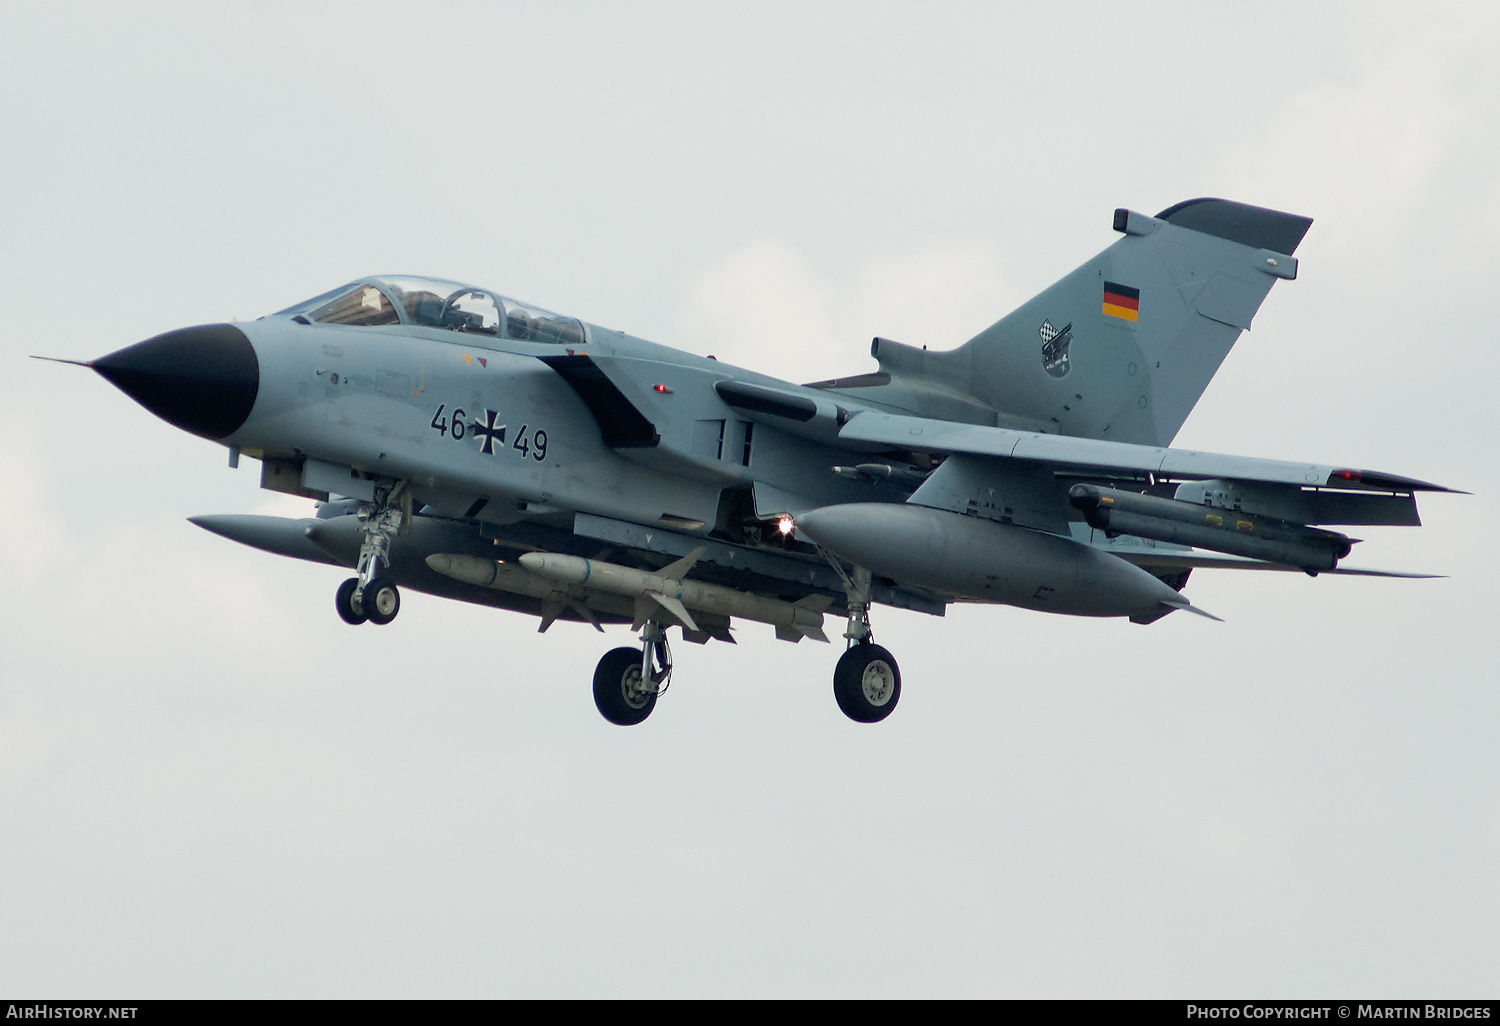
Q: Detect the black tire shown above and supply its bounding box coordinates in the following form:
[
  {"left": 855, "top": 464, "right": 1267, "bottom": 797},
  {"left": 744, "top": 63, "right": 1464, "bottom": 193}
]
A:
[
  {"left": 362, "top": 576, "right": 401, "bottom": 626},
  {"left": 593, "top": 646, "right": 656, "bottom": 726},
  {"left": 833, "top": 642, "right": 901, "bottom": 723},
  {"left": 335, "top": 577, "right": 367, "bottom": 625}
]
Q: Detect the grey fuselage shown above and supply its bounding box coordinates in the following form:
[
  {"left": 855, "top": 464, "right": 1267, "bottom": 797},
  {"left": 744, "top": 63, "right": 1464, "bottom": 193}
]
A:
[
  {"left": 235, "top": 306, "right": 889, "bottom": 533},
  {"left": 133, "top": 275, "right": 948, "bottom": 632}
]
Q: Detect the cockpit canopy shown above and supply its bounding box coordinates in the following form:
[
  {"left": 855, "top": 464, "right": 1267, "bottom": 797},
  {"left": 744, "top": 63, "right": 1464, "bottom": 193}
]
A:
[{"left": 276, "top": 276, "right": 586, "bottom": 346}]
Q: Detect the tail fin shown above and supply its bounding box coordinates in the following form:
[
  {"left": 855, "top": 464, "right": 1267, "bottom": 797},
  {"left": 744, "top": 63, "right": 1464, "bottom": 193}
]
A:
[{"left": 832, "top": 199, "right": 1311, "bottom": 446}]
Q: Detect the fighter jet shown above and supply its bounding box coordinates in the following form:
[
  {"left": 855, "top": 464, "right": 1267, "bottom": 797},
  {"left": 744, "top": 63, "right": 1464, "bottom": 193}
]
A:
[{"left": 47, "top": 198, "right": 1454, "bottom": 725}]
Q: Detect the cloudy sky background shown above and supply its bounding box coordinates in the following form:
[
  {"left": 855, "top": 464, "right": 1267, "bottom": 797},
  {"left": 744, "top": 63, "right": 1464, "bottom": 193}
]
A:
[{"left": 2, "top": 0, "right": 1496, "bottom": 997}]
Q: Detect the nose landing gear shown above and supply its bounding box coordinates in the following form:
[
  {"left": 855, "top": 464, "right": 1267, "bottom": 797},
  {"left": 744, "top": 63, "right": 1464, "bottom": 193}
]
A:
[{"left": 335, "top": 483, "right": 408, "bottom": 627}]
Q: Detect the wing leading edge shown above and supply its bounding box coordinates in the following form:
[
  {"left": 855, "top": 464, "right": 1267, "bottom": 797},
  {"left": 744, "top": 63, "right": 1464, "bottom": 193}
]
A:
[{"left": 840, "top": 411, "right": 1455, "bottom": 497}]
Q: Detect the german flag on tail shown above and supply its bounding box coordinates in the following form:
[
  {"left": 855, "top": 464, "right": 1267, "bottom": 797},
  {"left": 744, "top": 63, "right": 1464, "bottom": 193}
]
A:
[{"left": 1102, "top": 282, "right": 1140, "bottom": 321}]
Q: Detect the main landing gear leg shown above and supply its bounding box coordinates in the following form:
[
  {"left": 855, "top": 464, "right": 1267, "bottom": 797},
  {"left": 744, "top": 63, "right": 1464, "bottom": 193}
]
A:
[
  {"left": 818, "top": 554, "right": 901, "bottom": 723},
  {"left": 335, "top": 482, "right": 409, "bottom": 627},
  {"left": 592, "top": 618, "right": 672, "bottom": 726}
]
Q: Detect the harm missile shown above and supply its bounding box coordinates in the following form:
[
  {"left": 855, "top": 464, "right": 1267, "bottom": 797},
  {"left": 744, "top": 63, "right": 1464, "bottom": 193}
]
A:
[
  {"left": 517, "top": 549, "right": 832, "bottom": 643},
  {"left": 1067, "top": 484, "right": 1353, "bottom": 572},
  {"left": 794, "top": 502, "right": 1215, "bottom": 624}
]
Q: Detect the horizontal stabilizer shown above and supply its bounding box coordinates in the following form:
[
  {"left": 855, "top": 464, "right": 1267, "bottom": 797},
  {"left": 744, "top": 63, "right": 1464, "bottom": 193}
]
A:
[{"left": 1114, "top": 549, "right": 1444, "bottom": 579}]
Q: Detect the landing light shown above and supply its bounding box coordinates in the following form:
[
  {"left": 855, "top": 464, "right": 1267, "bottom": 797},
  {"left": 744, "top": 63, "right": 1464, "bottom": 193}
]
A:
[{"left": 777, "top": 517, "right": 794, "bottom": 536}]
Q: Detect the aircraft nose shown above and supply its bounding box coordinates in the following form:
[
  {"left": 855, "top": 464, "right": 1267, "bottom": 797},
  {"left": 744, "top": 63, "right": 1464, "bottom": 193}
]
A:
[{"left": 93, "top": 323, "right": 260, "bottom": 439}]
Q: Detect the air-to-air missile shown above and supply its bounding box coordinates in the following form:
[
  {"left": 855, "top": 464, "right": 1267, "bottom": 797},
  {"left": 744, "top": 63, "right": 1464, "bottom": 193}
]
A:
[
  {"left": 515, "top": 550, "right": 832, "bottom": 643},
  {"left": 424, "top": 552, "right": 637, "bottom": 632}
]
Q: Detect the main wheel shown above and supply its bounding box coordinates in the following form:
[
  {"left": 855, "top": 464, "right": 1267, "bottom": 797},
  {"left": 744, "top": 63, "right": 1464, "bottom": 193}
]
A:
[
  {"left": 593, "top": 646, "right": 657, "bottom": 726},
  {"left": 335, "top": 577, "right": 367, "bottom": 625},
  {"left": 833, "top": 642, "right": 901, "bottom": 723},
  {"left": 362, "top": 576, "right": 401, "bottom": 625}
]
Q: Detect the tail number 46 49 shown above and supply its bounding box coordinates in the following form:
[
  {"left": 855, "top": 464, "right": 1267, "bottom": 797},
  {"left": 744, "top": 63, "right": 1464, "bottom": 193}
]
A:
[{"left": 430, "top": 404, "right": 547, "bottom": 461}]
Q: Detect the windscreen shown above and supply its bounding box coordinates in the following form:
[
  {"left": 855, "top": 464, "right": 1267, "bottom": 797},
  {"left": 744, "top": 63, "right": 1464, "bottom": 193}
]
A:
[
  {"left": 276, "top": 276, "right": 586, "bottom": 344},
  {"left": 307, "top": 284, "right": 400, "bottom": 326}
]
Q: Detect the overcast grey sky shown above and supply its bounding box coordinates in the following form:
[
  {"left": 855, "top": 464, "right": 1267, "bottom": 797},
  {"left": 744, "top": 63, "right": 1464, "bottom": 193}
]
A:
[{"left": 2, "top": 0, "right": 1497, "bottom": 998}]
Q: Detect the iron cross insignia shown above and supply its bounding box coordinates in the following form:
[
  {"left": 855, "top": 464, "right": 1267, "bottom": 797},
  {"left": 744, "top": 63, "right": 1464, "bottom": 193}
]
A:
[{"left": 471, "top": 410, "right": 507, "bottom": 454}]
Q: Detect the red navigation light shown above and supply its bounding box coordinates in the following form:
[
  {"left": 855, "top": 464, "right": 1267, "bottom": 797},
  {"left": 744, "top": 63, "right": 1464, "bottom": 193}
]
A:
[{"left": 1331, "top": 469, "right": 1362, "bottom": 483}]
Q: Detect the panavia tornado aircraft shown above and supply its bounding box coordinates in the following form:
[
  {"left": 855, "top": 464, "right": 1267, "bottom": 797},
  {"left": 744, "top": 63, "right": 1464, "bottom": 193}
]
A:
[{"left": 47, "top": 198, "right": 1453, "bottom": 725}]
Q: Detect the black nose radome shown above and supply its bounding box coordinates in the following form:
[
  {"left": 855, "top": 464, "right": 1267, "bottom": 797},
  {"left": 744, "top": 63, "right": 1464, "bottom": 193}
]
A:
[{"left": 93, "top": 323, "right": 259, "bottom": 440}]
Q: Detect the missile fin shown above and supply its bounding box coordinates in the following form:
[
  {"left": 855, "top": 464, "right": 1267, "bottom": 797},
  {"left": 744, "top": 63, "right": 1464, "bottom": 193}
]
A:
[
  {"left": 774, "top": 624, "right": 804, "bottom": 643},
  {"left": 570, "top": 600, "right": 605, "bottom": 633},
  {"left": 657, "top": 546, "right": 706, "bottom": 580},
  {"left": 538, "top": 592, "right": 567, "bottom": 633},
  {"left": 645, "top": 591, "right": 699, "bottom": 631},
  {"left": 790, "top": 594, "right": 831, "bottom": 640}
]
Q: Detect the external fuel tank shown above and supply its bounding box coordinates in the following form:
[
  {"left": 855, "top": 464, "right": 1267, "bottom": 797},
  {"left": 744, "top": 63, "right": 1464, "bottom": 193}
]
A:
[{"left": 795, "top": 503, "right": 1194, "bottom": 624}]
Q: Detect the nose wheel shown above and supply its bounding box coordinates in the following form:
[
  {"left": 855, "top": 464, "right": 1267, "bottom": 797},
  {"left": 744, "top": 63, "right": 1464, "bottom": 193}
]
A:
[
  {"left": 335, "top": 577, "right": 368, "bottom": 625},
  {"left": 362, "top": 576, "right": 400, "bottom": 625},
  {"left": 334, "top": 575, "right": 401, "bottom": 626},
  {"left": 335, "top": 484, "right": 407, "bottom": 627}
]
